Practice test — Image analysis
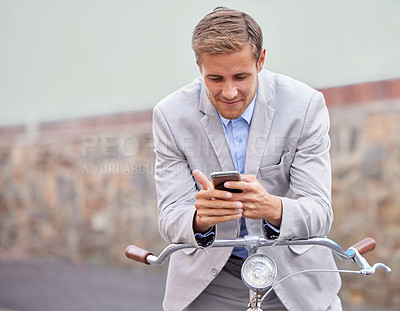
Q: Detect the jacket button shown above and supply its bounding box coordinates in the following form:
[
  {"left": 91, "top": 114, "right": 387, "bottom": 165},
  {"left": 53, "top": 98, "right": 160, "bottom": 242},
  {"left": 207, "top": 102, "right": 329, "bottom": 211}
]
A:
[{"left": 211, "top": 268, "right": 218, "bottom": 277}]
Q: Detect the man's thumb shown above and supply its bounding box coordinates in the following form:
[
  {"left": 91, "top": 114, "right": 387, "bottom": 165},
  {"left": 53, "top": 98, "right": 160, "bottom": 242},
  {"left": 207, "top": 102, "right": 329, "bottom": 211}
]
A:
[{"left": 193, "top": 170, "right": 212, "bottom": 190}]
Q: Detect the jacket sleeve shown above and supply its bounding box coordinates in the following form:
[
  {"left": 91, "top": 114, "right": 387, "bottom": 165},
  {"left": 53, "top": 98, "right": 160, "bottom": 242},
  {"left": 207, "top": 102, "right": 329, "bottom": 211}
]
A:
[
  {"left": 277, "top": 91, "right": 333, "bottom": 242},
  {"left": 152, "top": 105, "right": 199, "bottom": 246}
]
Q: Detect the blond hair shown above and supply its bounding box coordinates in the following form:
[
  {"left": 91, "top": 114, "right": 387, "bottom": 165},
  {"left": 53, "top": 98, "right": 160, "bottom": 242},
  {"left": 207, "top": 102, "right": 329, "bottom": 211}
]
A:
[{"left": 192, "top": 7, "right": 263, "bottom": 63}]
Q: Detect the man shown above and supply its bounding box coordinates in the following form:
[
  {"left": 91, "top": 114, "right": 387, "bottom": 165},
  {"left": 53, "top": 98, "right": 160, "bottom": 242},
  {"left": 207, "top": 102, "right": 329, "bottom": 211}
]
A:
[{"left": 152, "top": 7, "right": 342, "bottom": 311}]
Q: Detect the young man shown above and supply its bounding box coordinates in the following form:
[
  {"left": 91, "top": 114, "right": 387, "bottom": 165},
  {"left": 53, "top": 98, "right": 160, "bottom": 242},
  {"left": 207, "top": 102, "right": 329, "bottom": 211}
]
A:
[{"left": 153, "top": 7, "right": 342, "bottom": 311}]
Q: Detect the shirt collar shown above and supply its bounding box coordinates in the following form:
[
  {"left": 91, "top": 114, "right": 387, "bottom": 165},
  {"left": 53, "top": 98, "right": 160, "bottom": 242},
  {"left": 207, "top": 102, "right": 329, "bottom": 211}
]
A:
[{"left": 219, "top": 92, "right": 257, "bottom": 126}]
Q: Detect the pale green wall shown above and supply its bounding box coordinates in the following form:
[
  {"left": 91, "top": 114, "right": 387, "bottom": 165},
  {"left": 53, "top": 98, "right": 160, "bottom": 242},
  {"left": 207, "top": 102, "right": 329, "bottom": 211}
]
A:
[{"left": 1, "top": 0, "right": 400, "bottom": 125}]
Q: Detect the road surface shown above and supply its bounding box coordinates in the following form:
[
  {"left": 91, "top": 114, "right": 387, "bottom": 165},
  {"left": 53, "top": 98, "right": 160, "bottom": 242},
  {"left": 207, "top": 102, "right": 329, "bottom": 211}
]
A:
[{"left": 0, "top": 257, "right": 389, "bottom": 311}]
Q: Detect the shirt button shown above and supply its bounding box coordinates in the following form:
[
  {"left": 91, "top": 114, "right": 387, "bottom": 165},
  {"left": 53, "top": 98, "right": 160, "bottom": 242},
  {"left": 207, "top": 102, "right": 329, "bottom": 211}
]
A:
[
  {"left": 211, "top": 268, "right": 218, "bottom": 277},
  {"left": 236, "top": 136, "right": 243, "bottom": 143}
]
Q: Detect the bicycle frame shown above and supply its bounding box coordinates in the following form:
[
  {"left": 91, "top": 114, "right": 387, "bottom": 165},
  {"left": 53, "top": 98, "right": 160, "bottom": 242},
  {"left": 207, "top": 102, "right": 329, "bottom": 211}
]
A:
[{"left": 125, "top": 236, "right": 391, "bottom": 311}]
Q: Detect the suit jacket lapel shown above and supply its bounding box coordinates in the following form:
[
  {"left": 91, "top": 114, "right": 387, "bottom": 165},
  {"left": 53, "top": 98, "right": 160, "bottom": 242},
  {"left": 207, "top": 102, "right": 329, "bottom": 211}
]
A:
[
  {"left": 199, "top": 83, "right": 235, "bottom": 172},
  {"left": 245, "top": 71, "right": 275, "bottom": 176}
]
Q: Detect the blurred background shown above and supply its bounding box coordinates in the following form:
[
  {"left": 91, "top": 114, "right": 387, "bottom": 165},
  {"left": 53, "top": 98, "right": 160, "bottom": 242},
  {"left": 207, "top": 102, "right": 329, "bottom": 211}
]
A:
[{"left": 0, "top": 0, "right": 399, "bottom": 310}]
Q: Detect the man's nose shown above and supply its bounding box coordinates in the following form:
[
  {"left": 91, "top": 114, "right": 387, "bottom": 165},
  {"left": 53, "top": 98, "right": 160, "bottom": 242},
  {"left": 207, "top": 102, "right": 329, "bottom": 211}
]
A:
[{"left": 221, "top": 82, "right": 238, "bottom": 100}]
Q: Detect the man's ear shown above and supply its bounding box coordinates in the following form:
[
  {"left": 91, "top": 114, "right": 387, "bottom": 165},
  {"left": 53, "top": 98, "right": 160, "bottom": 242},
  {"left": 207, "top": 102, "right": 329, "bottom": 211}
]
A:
[
  {"left": 256, "top": 48, "right": 266, "bottom": 72},
  {"left": 196, "top": 59, "right": 203, "bottom": 74}
]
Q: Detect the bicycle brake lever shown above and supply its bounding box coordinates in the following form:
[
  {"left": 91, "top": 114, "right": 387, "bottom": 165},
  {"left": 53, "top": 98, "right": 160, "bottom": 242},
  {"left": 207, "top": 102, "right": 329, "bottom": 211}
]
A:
[{"left": 361, "top": 263, "right": 392, "bottom": 275}]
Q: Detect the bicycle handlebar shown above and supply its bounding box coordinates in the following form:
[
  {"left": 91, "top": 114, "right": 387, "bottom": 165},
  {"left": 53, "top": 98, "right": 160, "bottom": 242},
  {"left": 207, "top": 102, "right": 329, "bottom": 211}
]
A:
[{"left": 125, "top": 236, "right": 378, "bottom": 266}]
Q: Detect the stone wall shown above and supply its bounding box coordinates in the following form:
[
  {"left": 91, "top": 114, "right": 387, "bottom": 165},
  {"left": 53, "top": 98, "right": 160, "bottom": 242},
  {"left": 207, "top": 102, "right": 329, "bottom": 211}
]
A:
[
  {"left": 0, "top": 110, "right": 163, "bottom": 266},
  {"left": 0, "top": 78, "right": 399, "bottom": 309},
  {"left": 329, "top": 100, "right": 400, "bottom": 310},
  {"left": 323, "top": 78, "right": 400, "bottom": 309}
]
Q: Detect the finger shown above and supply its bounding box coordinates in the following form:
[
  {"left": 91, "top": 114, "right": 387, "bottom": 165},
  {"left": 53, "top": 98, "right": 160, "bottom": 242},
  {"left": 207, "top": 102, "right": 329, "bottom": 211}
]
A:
[
  {"left": 225, "top": 174, "right": 259, "bottom": 192},
  {"left": 240, "top": 174, "right": 256, "bottom": 183},
  {"left": 193, "top": 169, "right": 212, "bottom": 190},
  {"left": 196, "top": 214, "right": 243, "bottom": 227},
  {"left": 197, "top": 206, "right": 243, "bottom": 217},
  {"left": 196, "top": 188, "right": 238, "bottom": 201},
  {"left": 195, "top": 198, "right": 243, "bottom": 211},
  {"left": 208, "top": 189, "right": 236, "bottom": 200},
  {"left": 223, "top": 181, "right": 248, "bottom": 192}
]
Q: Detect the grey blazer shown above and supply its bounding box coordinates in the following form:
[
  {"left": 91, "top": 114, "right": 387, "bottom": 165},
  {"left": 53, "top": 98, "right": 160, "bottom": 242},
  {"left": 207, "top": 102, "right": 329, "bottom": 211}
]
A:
[{"left": 152, "top": 69, "right": 341, "bottom": 311}]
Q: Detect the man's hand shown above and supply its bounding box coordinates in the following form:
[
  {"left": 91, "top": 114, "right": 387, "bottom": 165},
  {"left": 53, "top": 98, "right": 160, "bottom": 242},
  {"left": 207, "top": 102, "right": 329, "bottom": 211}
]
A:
[
  {"left": 193, "top": 170, "right": 243, "bottom": 234},
  {"left": 224, "top": 174, "right": 283, "bottom": 228}
]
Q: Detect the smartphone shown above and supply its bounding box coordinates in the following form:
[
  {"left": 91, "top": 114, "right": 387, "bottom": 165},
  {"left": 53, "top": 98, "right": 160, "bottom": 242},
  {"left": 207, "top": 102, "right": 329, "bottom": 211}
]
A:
[{"left": 210, "top": 171, "right": 243, "bottom": 193}]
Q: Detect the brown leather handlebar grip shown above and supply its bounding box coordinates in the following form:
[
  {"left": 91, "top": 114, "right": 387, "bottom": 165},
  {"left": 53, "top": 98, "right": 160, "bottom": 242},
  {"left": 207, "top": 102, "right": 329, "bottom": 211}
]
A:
[
  {"left": 125, "top": 245, "right": 153, "bottom": 265},
  {"left": 351, "top": 237, "right": 376, "bottom": 255}
]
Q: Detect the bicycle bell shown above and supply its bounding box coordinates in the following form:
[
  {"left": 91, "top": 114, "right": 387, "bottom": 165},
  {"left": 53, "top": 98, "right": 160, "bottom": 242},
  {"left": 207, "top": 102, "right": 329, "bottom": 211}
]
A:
[{"left": 241, "top": 253, "right": 277, "bottom": 291}]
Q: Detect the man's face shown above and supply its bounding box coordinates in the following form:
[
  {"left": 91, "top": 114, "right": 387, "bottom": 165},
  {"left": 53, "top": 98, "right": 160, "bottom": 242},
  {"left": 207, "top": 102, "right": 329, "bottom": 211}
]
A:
[{"left": 197, "top": 45, "right": 265, "bottom": 120}]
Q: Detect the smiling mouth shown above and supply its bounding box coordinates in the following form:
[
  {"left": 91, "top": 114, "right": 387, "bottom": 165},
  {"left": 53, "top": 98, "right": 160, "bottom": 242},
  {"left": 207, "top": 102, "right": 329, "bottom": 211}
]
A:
[{"left": 220, "top": 99, "right": 241, "bottom": 105}]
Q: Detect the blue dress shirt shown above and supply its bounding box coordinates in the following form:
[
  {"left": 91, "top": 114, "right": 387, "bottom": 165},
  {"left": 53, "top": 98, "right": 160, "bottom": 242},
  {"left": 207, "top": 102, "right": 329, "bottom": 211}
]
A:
[{"left": 218, "top": 97, "right": 255, "bottom": 258}]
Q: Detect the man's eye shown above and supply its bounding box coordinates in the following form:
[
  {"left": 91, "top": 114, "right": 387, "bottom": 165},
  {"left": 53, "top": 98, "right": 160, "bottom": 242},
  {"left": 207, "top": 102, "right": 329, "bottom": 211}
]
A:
[
  {"left": 236, "top": 75, "right": 247, "bottom": 80},
  {"left": 209, "top": 77, "right": 222, "bottom": 82}
]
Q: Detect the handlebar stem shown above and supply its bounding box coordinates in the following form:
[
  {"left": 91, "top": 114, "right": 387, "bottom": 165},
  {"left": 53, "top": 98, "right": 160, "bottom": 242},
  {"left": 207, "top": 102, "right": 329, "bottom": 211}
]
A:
[{"left": 245, "top": 235, "right": 261, "bottom": 255}]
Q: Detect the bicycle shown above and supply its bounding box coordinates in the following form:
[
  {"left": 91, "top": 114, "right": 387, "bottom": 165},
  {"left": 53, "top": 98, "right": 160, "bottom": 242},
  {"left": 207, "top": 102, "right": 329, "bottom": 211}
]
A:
[{"left": 125, "top": 235, "right": 391, "bottom": 311}]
